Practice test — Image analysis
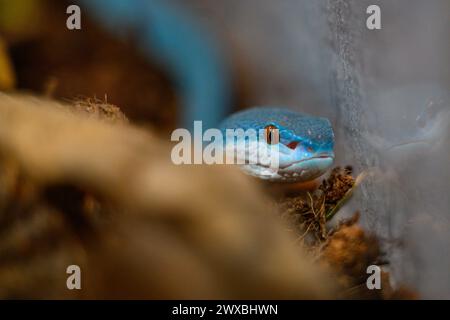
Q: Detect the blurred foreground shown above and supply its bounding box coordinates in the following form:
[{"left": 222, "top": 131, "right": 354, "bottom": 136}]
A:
[{"left": 0, "top": 94, "right": 415, "bottom": 299}]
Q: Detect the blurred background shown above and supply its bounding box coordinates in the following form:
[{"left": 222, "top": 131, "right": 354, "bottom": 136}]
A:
[{"left": 0, "top": 0, "right": 449, "bottom": 298}]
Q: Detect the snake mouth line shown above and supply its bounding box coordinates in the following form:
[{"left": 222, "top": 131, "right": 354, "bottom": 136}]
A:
[
  {"left": 280, "top": 155, "right": 334, "bottom": 170},
  {"left": 245, "top": 155, "right": 334, "bottom": 170}
]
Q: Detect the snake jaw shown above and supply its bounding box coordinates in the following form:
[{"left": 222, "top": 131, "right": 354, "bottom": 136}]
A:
[
  {"left": 275, "top": 142, "right": 334, "bottom": 181},
  {"left": 240, "top": 155, "right": 334, "bottom": 182},
  {"left": 223, "top": 133, "right": 334, "bottom": 182},
  {"left": 233, "top": 139, "right": 334, "bottom": 182}
]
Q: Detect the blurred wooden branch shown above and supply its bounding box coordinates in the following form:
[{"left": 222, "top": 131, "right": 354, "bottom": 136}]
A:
[{"left": 0, "top": 93, "right": 336, "bottom": 299}]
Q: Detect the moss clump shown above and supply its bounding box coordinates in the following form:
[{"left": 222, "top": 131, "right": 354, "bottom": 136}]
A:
[
  {"left": 278, "top": 167, "right": 418, "bottom": 299},
  {"left": 71, "top": 97, "right": 129, "bottom": 124},
  {"left": 278, "top": 166, "right": 356, "bottom": 242}
]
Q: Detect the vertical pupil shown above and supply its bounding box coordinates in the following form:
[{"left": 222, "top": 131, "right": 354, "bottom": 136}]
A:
[{"left": 265, "top": 125, "right": 278, "bottom": 144}]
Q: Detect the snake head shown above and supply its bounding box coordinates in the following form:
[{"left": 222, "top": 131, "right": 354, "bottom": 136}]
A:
[{"left": 220, "top": 107, "right": 335, "bottom": 182}]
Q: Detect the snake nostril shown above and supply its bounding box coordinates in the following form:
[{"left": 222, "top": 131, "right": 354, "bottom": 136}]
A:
[{"left": 286, "top": 141, "right": 299, "bottom": 150}]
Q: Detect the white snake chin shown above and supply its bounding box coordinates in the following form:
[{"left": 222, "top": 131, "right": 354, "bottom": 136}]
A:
[
  {"left": 239, "top": 157, "right": 334, "bottom": 182},
  {"left": 226, "top": 140, "right": 334, "bottom": 182}
]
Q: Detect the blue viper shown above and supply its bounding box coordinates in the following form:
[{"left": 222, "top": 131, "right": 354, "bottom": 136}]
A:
[{"left": 81, "top": 0, "right": 335, "bottom": 182}]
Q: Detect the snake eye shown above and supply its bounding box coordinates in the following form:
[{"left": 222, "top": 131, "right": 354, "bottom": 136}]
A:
[
  {"left": 307, "top": 146, "right": 314, "bottom": 153},
  {"left": 264, "top": 125, "right": 279, "bottom": 145}
]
